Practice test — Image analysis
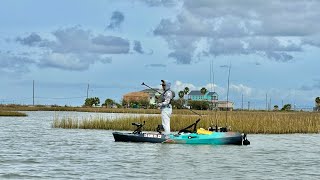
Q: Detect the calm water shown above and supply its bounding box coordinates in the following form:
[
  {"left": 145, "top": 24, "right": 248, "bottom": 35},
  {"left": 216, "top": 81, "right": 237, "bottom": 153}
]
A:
[{"left": 0, "top": 111, "right": 319, "bottom": 180}]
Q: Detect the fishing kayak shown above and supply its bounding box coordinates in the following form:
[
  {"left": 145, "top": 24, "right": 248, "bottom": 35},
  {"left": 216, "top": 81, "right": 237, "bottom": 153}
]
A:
[
  {"left": 113, "top": 131, "right": 244, "bottom": 145},
  {"left": 112, "top": 120, "right": 250, "bottom": 145}
]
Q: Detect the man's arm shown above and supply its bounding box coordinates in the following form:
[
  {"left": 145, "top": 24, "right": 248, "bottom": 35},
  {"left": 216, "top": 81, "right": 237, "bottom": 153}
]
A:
[{"left": 158, "top": 91, "right": 172, "bottom": 107}]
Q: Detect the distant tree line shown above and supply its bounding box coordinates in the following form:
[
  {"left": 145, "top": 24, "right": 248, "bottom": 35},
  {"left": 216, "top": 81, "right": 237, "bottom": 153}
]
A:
[
  {"left": 82, "top": 93, "right": 320, "bottom": 112},
  {"left": 84, "top": 97, "right": 100, "bottom": 107},
  {"left": 83, "top": 97, "right": 121, "bottom": 108},
  {"left": 121, "top": 99, "right": 149, "bottom": 109}
]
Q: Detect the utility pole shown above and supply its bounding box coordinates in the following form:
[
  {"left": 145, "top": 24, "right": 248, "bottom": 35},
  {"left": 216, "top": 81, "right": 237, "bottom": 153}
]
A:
[
  {"left": 241, "top": 94, "right": 244, "bottom": 111},
  {"left": 269, "top": 97, "right": 271, "bottom": 111},
  {"left": 248, "top": 101, "right": 250, "bottom": 111},
  {"left": 266, "top": 93, "right": 268, "bottom": 111},
  {"left": 213, "top": 72, "right": 215, "bottom": 93},
  {"left": 86, "top": 83, "right": 90, "bottom": 99},
  {"left": 33, "top": 80, "right": 35, "bottom": 106}
]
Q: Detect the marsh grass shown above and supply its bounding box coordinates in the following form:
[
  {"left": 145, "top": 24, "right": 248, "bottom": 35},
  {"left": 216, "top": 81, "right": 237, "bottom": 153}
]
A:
[
  {"left": 0, "top": 111, "right": 27, "bottom": 116},
  {"left": 53, "top": 111, "right": 320, "bottom": 134}
]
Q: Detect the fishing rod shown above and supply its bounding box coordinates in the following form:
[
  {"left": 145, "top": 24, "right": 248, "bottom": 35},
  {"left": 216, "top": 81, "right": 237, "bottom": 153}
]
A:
[
  {"left": 225, "top": 63, "right": 231, "bottom": 127},
  {"left": 141, "top": 82, "right": 162, "bottom": 94},
  {"left": 141, "top": 82, "right": 202, "bottom": 117},
  {"left": 210, "top": 59, "right": 219, "bottom": 132}
]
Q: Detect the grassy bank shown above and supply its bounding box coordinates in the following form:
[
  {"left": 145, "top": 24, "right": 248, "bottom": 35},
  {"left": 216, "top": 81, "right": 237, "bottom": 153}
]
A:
[
  {"left": 53, "top": 111, "right": 320, "bottom": 134},
  {"left": 0, "top": 111, "right": 27, "bottom": 117}
]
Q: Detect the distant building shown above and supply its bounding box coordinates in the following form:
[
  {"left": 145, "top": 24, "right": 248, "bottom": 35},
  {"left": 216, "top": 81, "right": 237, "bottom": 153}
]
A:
[
  {"left": 217, "top": 101, "right": 234, "bottom": 111},
  {"left": 140, "top": 88, "right": 162, "bottom": 105},
  {"left": 123, "top": 89, "right": 163, "bottom": 106},
  {"left": 187, "top": 90, "right": 233, "bottom": 110},
  {"left": 123, "top": 92, "right": 149, "bottom": 104},
  {"left": 188, "top": 90, "right": 218, "bottom": 101}
]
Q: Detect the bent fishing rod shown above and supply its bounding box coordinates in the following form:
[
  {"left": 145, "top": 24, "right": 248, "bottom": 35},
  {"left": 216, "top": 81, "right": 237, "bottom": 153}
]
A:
[{"left": 141, "top": 82, "right": 202, "bottom": 117}]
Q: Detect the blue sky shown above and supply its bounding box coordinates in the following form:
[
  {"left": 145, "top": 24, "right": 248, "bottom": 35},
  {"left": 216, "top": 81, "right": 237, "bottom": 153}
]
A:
[{"left": 0, "top": 0, "right": 319, "bottom": 110}]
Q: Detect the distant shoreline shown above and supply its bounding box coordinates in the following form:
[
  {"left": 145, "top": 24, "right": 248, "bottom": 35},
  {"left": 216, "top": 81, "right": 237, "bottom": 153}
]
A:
[
  {"left": 0, "top": 104, "right": 316, "bottom": 115},
  {"left": 0, "top": 111, "right": 27, "bottom": 117}
]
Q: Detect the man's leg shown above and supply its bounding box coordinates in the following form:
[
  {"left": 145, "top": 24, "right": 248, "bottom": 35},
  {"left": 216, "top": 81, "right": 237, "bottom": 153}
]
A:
[{"left": 161, "top": 108, "right": 172, "bottom": 134}]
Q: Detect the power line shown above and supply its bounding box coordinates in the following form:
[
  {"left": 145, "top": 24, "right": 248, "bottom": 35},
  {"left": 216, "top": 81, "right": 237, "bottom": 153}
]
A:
[
  {"left": 35, "top": 96, "right": 87, "bottom": 100},
  {"left": 86, "top": 83, "right": 89, "bottom": 99}
]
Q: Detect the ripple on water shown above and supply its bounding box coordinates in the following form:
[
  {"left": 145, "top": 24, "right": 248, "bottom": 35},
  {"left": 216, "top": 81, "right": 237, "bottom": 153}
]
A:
[{"left": 0, "top": 111, "right": 320, "bottom": 179}]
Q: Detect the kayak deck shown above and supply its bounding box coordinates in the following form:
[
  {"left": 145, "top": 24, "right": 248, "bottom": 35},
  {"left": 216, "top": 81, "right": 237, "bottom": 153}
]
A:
[{"left": 112, "top": 131, "right": 243, "bottom": 145}]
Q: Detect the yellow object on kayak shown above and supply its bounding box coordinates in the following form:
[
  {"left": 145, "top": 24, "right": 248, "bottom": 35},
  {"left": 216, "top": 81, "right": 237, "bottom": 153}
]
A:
[{"left": 197, "top": 128, "right": 213, "bottom": 135}]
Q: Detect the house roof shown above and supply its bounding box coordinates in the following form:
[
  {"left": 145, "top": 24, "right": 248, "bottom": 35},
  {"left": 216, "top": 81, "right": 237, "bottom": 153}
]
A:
[
  {"left": 207, "top": 92, "right": 218, "bottom": 96},
  {"left": 188, "top": 90, "right": 203, "bottom": 96},
  {"left": 188, "top": 91, "right": 218, "bottom": 96}
]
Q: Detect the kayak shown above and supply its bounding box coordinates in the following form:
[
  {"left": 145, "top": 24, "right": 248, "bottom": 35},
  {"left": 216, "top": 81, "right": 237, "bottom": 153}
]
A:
[
  {"left": 112, "top": 120, "right": 250, "bottom": 145},
  {"left": 113, "top": 131, "right": 244, "bottom": 145}
]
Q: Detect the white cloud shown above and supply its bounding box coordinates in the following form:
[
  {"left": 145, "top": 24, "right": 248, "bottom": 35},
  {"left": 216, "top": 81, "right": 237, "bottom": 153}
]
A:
[
  {"left": 152, "top": 0, "right": 320, "bottom": 63},
  {"left": 0, "top": 51, "right": 35, "bottom": 74},
  {"left": 171, "top": 80, "right": 225, "bottom": 94},
  {"left": 230, "top": 84, "right": 252, "bottom": 96},
  {"left": 39, "top": 52, "right": 112, "bottom": 71},
  {"left": 49, "top": 27, "right": 130, "bottom": 54},
  {"left": 13, "top": 26, "right": 129, "bottom": 71},
  {"left": 172, "top": 80, "right": 196, "bottom": 92}
]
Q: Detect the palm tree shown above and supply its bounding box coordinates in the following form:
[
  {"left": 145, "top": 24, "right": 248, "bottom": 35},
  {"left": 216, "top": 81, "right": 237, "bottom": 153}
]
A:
[
  {"left": 315, "top": 97, "right": 320, "bottom": 106},
  {"left": 178, "top": 90, "right": 184, "bottom": 106},
  {"left": 178, "top": 91, "right": 185, "bottom": 99},
  {"left": 183, "top": 87, "right": 189, "bottom": 95},
  {"left": 200, "top": 87, "right": 207, "bottom": 110},
  {"left": 184, "top": 87, "right": 190, "bottom": 100},
  {"left": 105, "top": 98, "right": 114, "bottom": 108},
  {"left": 200, "top": 87, "right": 207, "bottom": 96},
  {"left": 281, "top": 104, "right": 291, "bottom": 111},
  {"left": 315, "top": 97, "right": 320, "bottom": 111}
]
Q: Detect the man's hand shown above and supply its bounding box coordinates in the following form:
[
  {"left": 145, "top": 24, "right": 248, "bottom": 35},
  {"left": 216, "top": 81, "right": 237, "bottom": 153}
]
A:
[{"left": 157, "top": 103, "right": 162, "bottom": 107}]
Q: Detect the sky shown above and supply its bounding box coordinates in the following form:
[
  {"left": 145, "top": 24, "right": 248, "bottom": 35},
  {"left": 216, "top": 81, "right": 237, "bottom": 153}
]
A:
[{"left": 0, "top": 0, "right": 319, "bottom": 110}]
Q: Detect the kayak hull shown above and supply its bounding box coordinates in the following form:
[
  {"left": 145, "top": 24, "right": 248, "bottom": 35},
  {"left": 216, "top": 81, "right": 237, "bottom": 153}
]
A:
[
  {"left": 165, "top": 132, "right": 242, "bottom": 145},
  {"left": 113, "top": 132, "right": 166, "bottom": 143},
  {"left": 112, "top": 131, "right": 243, "bottom": 145}
]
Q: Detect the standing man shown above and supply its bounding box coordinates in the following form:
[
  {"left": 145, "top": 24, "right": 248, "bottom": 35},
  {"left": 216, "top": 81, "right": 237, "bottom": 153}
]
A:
[{"left": 157, "top": 80, "right": 174, "bottom": 135}]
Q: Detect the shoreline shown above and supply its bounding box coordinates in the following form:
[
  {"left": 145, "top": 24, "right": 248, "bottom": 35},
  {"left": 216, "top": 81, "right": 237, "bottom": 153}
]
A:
[{"left": 0, "top": 105, "right": 316, "bottom": 115}]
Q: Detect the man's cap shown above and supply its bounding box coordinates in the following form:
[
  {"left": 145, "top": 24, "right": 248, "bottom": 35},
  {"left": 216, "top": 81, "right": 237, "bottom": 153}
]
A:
[{"left": 160, "top": 80, "right": 166, "bottom": 85}]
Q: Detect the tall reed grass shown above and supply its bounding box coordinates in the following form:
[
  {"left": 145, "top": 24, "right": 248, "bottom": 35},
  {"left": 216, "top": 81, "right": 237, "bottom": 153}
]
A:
[{"left": 53, "top": 111, "right": 320, "bottom": 134}]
